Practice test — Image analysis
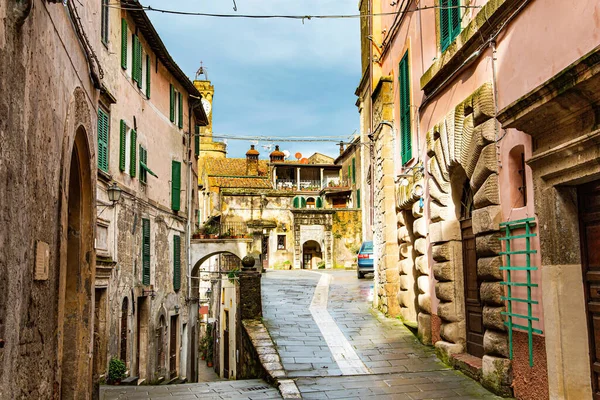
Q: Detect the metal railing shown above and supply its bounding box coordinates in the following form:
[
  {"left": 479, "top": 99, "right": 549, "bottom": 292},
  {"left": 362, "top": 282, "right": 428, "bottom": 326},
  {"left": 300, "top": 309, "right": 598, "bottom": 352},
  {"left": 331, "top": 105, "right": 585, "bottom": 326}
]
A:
[
  {"left": 275, "top": 179, "right": 323, "bottom": 191},
  {"left": 218, "top": 221, "right": 248, "bottom": 238}
]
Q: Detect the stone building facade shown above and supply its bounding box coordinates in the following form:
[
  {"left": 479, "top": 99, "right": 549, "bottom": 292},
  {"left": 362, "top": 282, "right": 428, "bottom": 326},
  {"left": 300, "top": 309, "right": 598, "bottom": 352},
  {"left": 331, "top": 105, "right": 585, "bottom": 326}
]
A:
[
  {"left": 93, "top": 0, "right": 208, "bottom": 385},
  {"left": 357, "top": 0, "right": 600, "bottom": 397},
  {"left": 0, "top": 0, "right": 99, "bottom": 398}
]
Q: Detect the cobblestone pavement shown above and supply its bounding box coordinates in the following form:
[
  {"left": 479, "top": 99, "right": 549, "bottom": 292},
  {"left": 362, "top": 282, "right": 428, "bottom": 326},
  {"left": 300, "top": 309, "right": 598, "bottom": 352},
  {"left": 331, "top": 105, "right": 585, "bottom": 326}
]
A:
[
  {"left": 262, "top": 269, "right": 503, "bottom": 399},
  {"left": 100, "top": 379, "right": 282, "bottom": 399}
]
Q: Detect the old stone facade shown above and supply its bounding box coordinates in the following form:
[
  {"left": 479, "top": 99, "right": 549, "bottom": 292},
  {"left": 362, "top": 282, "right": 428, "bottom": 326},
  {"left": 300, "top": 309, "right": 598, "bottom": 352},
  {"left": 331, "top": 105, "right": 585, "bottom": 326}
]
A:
[
  {"left": 357, "top": 0, "right": 600, "bottom": 397},
  {"left": 0, "top": 1, "right": 99, "bottom": 398}
]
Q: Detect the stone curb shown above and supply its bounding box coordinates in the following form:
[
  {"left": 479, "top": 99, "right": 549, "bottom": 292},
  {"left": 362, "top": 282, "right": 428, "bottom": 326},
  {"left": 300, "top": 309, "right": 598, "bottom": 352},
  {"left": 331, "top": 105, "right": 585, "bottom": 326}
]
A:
[{"left": 242, "top": 319, "right": 302, "bottom": 399}]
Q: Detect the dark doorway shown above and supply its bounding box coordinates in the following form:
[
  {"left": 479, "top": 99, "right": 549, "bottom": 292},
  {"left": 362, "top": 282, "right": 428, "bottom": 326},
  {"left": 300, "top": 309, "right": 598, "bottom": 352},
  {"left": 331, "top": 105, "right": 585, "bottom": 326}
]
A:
[
  {"left": 156, "top": 315, "right": 166, "bottom": 376},
  {"left": 136, "top": 296, "right": 149, "bottom": 380},
  {"left": 302, "top": 240, "right": 322, "bottom": 270},
  {"left": 223, "top": 310, "right": 230, "bottom": 379},
  {"left": 170, "top": 315, "right": 178, "bottom": 378},
  {"left": 93, "top": 288, "right": 108, "bottom": 377},
  {"left": 261, "top": 234, "right": 269, "bottom": 268},
  {"left": 461, "top": 185, "right": 484, "bottom": 358},
  {"left": 120, "top": 298, "right": 128, "bottom": 362},
  {"left": 578, "top": 180, "right": 600, "bottom": 398},
  {"left": 190, "top": 325, "right": 197, "bottom": 382}
]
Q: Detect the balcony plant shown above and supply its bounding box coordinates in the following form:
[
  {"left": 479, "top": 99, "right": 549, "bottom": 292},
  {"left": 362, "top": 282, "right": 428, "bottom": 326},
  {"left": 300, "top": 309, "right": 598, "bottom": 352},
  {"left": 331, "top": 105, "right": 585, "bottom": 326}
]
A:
[
  {"left": 204, "top": 223, "right": 219, "bottom": 239},
  {"left": 107, "top": 357, "right": 126, "bottom": 385}
]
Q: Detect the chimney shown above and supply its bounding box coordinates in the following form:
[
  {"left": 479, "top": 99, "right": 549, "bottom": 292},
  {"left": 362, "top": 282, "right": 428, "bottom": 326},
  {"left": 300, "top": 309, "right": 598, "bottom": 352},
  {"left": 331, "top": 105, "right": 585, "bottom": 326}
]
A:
[
  {"left": 246, "top": 145, "right": 259, "bottom": 176},
  {"left": 339, "top": 141, "right": 345, "bottom": 155},
  {"left": 269, "top": 145, "right": 285, "bottom": 162}
]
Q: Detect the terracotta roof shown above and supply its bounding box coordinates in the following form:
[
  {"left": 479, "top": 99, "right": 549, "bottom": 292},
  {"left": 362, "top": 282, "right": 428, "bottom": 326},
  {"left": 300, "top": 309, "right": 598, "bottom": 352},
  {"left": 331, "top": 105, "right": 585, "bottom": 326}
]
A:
[
  {"left": 204, "top": 157, "right": 269, "bottom": 177},
  {"left": 208, "top": 177, "right": 272, "bottom": 189}
]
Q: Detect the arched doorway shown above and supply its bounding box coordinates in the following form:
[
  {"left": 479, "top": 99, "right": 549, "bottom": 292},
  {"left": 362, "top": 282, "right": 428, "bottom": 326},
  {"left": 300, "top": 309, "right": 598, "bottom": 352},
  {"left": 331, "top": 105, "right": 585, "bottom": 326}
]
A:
[
  {"left": 302, "top": 240, "right": 322, "bottom": 269},
  {"left": 156, "top": 315, "right": 166, "bottom": 376},
  {"left": 120, "top": 298, "right": 129, "bottom": 363},
  {"left": 460, "top": 182, "right": 484, "bottom": 358},
  {"left": 60, "top": 127, "right": 93, "bottom": 398}
]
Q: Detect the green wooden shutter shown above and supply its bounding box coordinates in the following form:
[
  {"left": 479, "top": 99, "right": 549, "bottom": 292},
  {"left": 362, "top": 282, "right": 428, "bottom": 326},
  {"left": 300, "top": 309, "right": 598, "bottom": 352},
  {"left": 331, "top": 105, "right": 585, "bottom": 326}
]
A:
[
  {"left": 357, "top": 189, "right": 361, "bottom": 209},
  {"left": 97, "top": 108, "right": 109, "bottom": 172},
  {"left": 119, "top": 120, "right": 126, "bottom": 171},
  {"left": 142, "top": 218, "right": 150, "bottom": 286},
  {"left": 316, "top": 197, "right": 323, "bottom": 209},
  {"left": 178, "top": 92, "right": 183, "bottom": 129},
  {"left": 131, "top": 33, "right": 137, "bottom": 82},
  {"left": 399, "top": 52, "right": 412, "bottom": 165},
  {"left": 170, "top": 84, "right": 175, "bottom": 122},
  {"left": 293, "top": 197, "right": 300, "bottom": 208},
  {"left": 440, "top": 0, "right": 451, "bottom": 51},
  {"left": 140, "top": 146, "right": 147, "bottom": 184},
  {"left": 300, "top": 197, "right": 307, "bottom": 208},
  {"left": 352, "top": 158, "right": 356, "bottom": 184},
  {"left": 451, "top": 0, "right": 461, "bottom": 42},
  {"left": 348, "top": 165, "right": 351, "bottom": 184},
  {"left": 121, "top": 19, "right": 127, "bottom": 69},
  {"left": 173, "top": 235, "right": 181, "bottom": 291},
  {"left": 130, "top": 129, "right": 137, "bottom": 177},
  {"left": 172, "top": 160, "right": 181, "bottom": 211},
  {"left": 146, "top": 54, "right": 151, "bottom": 99},
  {"left": 194, "top": 125, "right": 200, "bottom": 157},
  {"left": 136, "top": 37, "right": 143, "bottom": 89}
]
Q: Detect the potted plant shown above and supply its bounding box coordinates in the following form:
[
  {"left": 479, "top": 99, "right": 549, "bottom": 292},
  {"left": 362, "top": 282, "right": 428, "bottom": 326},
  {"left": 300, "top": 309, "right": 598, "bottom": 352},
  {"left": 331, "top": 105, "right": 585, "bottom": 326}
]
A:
[
  {"left": 107, "top": 357, "right": 126, "bottom": 385},
  {"left": 193, "top": 227, "right": 206, "bottom": 239},
  {"left": 204, "top": 223, "right": 219, "bottom": 239}
]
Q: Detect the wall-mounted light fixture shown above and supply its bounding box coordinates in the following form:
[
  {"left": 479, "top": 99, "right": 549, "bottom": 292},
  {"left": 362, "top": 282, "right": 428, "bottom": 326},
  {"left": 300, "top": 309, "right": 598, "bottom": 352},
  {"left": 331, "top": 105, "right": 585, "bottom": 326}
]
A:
[{"left": 107, "top": 181, "right": 122, "bottom": 205}]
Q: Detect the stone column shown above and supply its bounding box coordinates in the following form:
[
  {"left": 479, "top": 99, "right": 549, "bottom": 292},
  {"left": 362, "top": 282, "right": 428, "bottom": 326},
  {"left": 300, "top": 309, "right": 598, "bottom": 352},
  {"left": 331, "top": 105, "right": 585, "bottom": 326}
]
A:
[
  {"left": 320, "top": 168, "right": 324, "bottom": 189},
  {"left": 296, "top": 168, "right": 300, "bottom": 191},
  {"left": 239, "top": 270, "right": 262, "bottom": 320}
]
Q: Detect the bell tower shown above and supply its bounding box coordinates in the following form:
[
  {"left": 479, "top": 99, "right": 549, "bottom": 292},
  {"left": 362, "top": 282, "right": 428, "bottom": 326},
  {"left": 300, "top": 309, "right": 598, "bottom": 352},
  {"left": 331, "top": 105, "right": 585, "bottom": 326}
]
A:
[{"left": 193, "top": 62, "right": 226, "bottom": 158}]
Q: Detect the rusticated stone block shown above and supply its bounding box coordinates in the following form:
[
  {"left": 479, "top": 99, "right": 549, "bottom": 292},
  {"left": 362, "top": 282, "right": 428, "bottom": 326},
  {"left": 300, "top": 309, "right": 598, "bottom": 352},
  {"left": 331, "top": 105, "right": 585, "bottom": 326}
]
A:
[
  {"left": 476, "top": 233, "right": 503, "bottom": 257},
  {"left": 481, "top": 355, "right": 513, "bottom": 397},
  {"left": 459, "top": 114, "right": 477, "bottom": 178},
  {"left": 446, "top": 109, "right": 458, "bottom": 164},
  {"left": 436, "top": 281, "right": 455, "bottom": 302},
  {"left": 472, "top": 205, "right": 502, "bottom": 235},
  {"left": 480, "top": 282, "right": 504, "bottom": 306},
  {"left": 384, "top": 283, "right": 401, "bottom": 316},
  {"left": 433, "top": 262, "right": 454, "bottom": 282},
  {"left": 414, "top": 238, "right": 427, "bottom": 255},
  {"left": 415, "top": 255, "right": 429, "bottom": 275},
  {"left": 440, "top": 320, "right": 466, "bottom": 345},
  {"left": 471, "top": 144, "right": 498, "bottom": 192},
  {"left": 429, "top": 179, "right": 450, "bottom": 206},
  {"left": 413, "top": 218, "right": 427, "bottom": 239},
  {"left": 478, "top": 256, "right": 503, "bottom": 281},
  {"left": 429, "top": 157, "right": 450, "bottom": 194},
  {"left": 435, "top": 341, "right": 464, "bottom": 365},
  {"left": 397, "top": 210, "right": 406, "bottom": 226},
  {"left": 454, "top": 102, "right": 466, "bottom": 163},
  {"left": 418, "top": 312, "right": 433, "bottom": 345},
  {"left": 474, "top": 117, "right": 496, "bottom": 145},
  {"left": 426, "top": 129, "right": 436, "bottom": 157},
  {"left": 432, "top": 241, "right": 461, "bottom": 263},
  {"left": 417, "top": 275, "right": 429, "bottom": 295},
  {"left": 430, "top": 220, "right": 461, "bottom": 244},
  {"left": 483, "top": 306, "right": 506, "bottom": 332},
  {"left": 399, "top": 258, "right": 413, "bottom": 275},
  {"left": 438, "top": 301, "right": 463, "bottom": 322},
  {"left": 398, "top": 226, "right": 409, "bottom": 242},
  {"left": 430, "top": 201, "right": 453, "bottom": 222},
  {"left": 418, "top": 293, "right": 432, "bottom": 314},
  {"left": 412, "top": 200, "right": 424, "bottom": 218},
  {"left": 385, "top": 268, "right": 400, "bottom": 284},
  {"left": 434, "top": 139, "right": 449, "bottom": 181},
  {"left": 473, "top": 83, "right": 495, "bottom": 126},
  {"left": 439, "top": 119, "right": 450, "bottom": 167},
  {"left": 473, "top": 174, "right": 500, "bottom": 208},
  {"left": 483, "top": 330, "right": 509, "bottom": 358},
  {"left": 399, "top": 275, "right": 411, "bottom": 290},
  {"left": 399, "top": 243, "right": 412, "bottom": 258}
]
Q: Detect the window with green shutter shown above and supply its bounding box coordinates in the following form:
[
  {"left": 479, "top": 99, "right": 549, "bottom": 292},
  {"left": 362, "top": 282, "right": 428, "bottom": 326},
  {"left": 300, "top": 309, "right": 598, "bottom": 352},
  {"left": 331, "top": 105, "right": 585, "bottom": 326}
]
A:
[
  {"left": 121, "top": 19, "right": 127, "bottom": 69},
  {"left": 173, "top": 235, "right": 181, "bottom": 291},
  {"left": 357, "top": 189, "right": 361, "bottom": 209},
  {"left": 139, "top": 146, "right": 156, "bottom": 184},
  {"left": 316, "top": 197, "right": 323, "bottom": 209},
  {"left": 352, "top": 158, "right": 356, "bottom": 184},
  {"left": 300, "top": 197, "right": 307, "bottom": 208},
  {"left": 142, "top": 218, "right": 150, "bottom": 285},
  {"left": 130, "top": 129, "right": 137, "bottom": 177},
  {"left": 171, "top": 160, "right": 181, "bottom": 211},
  {"left": 399, "top": 52, "right": 412, "bottom": 165},
  {"left": 293, "top": 196, "right": 300, "bottom": 209},
  {"left": 170, "top": 84, "right": 175, "bottom": 122},
  {"left": 97, "top": 108, "right": 109, "bottom": 172},
  {"left": 136, "top": 38, "right": 143, "bottom": 89},
  {"left": 195, "top": 125, "right": 200, "bottom": 157},
  {"left": 119, "top": 120, "right": 126, "bottom": 171},
  {"left": 440, "top": 0, "right": 461, "bottom": 52},
  {"left": 132, "top": 34, "right": 137, "bottom": 83},
  {"left": 101, "top": 0, "right": 109, "bottom": 44},
  {"left": 348, "top": 165, "right": 351, "bottom": 184},
  {"left": 178, "top": 92, "right": 183, "bottom": 129},
  {"left": 146, "top": 54, "right": 151, "bottom": 98}
]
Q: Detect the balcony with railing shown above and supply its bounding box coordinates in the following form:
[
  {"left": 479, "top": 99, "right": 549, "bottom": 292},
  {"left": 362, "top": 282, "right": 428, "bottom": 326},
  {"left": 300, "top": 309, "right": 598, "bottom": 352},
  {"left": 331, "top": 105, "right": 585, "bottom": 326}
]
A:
[{"left": 193, "top": 220, "right": 250, "bottom": 239}]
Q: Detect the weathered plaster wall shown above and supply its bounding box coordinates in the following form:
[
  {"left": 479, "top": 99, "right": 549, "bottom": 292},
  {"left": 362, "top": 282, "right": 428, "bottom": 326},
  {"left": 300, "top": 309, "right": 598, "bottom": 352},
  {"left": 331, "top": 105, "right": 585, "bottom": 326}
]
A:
[
  {"left": 0, "top": 1, "right": 99, "bottom": 398},
  {"left": 332, "top": 210, "right": 362, "bottom": 269}
]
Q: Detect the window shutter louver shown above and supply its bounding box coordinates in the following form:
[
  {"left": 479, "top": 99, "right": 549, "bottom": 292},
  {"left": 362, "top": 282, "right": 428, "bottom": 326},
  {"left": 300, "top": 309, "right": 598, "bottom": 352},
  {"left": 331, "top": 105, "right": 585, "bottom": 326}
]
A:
[
  {"left": 357, "top": 189, "right": 361, "bottom": 208},
  {"left": 293, "top": 197, "right": 300, "bottom": 208},
  {"left": 146, "top": 54, "right": 151, "bottom": 98},
  {"left": 130, "top": 129, "right": 137, "bottom": 177},
  {"left": 348, "top": 165, "right": 351, "bottom": 183},
  {"left": 142, "top": 218, "right": 150, "bottom": 286},
  {"left": 170, "top": 84, "right": 175, "bottom": 122},
  {"left": 316, "top": 197, "right": 323, "bottom": 209},
  {"left": 178, "top": 92, "right": 183, "bottom": 129},
  {"left": 173, "top": 235, "right": 181, "bottom": 291},
  {"left": 171, "top": 161, "right": 181, "bottom": 211},
  {"left": 440, "top": 0, "right": 451, "bottom": 51},
  {"left": 195, "top": 125, "right": 200, "bottom": 157},
  {"left": 140, "top": 147, "right": 148, "bottom": 183},
  {"left": 352, "top": 158, "right": 356, "bottom": 184},
  {"left": 399, "top": 52, "right": 412, "bottom": 165},
  {"left": 97, "top": 108, "right": 109, "bottom": 172},
  {"left": 132, "top": 33, "right": 137, "bottom": 82},
  {"left": 300, "top": 197, "right": 307, "bottom": 208},
  {"left": 121, "top": 19, "right": 127, "bottom": 69},
  {"left": 119, "top": 120, "right": 126, "bottom": 171},
  {"left": 136, "top": 37, "right": 142, "bottom": 89}
]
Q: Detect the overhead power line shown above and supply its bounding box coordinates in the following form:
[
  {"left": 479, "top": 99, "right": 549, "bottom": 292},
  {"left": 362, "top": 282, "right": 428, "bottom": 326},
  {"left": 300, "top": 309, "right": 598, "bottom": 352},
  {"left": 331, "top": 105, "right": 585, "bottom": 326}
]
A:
[{"left": 108, "top": 3, "right": 482, "bottom": 21}]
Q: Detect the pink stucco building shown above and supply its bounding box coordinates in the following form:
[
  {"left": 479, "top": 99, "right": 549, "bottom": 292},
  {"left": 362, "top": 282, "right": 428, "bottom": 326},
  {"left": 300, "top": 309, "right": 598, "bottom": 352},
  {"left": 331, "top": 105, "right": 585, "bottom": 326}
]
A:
[{"left": 357, "top": 0, "right": 600, "bottom": 398}]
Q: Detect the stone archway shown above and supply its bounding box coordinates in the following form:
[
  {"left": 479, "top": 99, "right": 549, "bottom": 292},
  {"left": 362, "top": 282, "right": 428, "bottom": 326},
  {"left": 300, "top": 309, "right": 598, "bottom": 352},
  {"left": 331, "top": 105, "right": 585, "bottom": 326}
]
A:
[
  {"left": 302, "top": 240, "right": 322, "bottom": 269},
  {"left": 59, "top": 126, "right": 94, "bottom": 399},
  {"left": 426, "top": 83, "right": 510, "bottom": 391}
]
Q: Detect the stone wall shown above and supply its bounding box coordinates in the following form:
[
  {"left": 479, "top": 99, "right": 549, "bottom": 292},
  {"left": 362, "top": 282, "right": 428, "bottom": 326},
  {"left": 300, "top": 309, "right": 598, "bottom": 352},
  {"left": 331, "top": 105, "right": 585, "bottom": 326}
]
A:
[
  {"left": 332, "top": 210, "right": 362, "bottom": 268},
  {"left": 292, "top": 210, "right": 335, "bottom": 269},
  {"left": 426, "top": 83, "right": 511, "bottom": 395}
]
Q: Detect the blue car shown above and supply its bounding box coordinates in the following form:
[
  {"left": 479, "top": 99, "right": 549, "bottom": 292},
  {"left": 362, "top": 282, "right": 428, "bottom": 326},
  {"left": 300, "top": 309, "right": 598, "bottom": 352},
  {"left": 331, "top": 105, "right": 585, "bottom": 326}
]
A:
[{"left": 357, "top": 241, "right": 374, "bottom": 279}]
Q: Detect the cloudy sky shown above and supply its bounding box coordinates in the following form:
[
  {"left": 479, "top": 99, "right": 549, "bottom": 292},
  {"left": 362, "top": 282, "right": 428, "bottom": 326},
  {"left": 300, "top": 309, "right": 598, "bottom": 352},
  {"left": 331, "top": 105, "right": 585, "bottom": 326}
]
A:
[{"left": 143, "top": 0, "right": 360, "bottom": 160}]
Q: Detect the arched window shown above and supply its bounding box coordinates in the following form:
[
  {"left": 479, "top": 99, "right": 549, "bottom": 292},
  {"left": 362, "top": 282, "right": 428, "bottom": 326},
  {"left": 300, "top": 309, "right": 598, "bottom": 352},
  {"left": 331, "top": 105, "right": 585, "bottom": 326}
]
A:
[
  {"left": 306, "top": 197, "right": 316, "bottom": 208},
  {"left": 508, "top": 145, "right": 527, "bottom": 208},
  {"left": 460, "top": 184, "right": 474, "bottom": 220},
  {"left": 316, "top": 197, "right": 323, "bottom": 209}
]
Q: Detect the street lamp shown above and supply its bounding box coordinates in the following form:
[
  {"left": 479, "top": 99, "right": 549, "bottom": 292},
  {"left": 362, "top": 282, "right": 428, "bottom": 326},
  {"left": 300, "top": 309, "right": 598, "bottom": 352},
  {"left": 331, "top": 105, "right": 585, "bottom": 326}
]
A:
[
  {"left": 107, "top": 181, "right": 122, "bottom": 205},
  {"left": 205, "top": 287, "right": 212, "bottom": 297}
]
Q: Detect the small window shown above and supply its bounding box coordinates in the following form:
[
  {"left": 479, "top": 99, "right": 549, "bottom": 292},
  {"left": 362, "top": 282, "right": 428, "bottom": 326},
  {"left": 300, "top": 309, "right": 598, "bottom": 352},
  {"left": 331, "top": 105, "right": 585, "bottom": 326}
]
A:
[
  {"left": 399, "top": 51, "right": 412, "bottom": 165},
  {"left": 440, "top": 0, "right": 462, "bottom": 52},
  {"left": 508, "top": 145, "right": 527, "bottom": 208},
  {"left": 142, "top": 218, "right": 151, "bottom": 286},
  {"left": 277, "top": 235, "right": 286, "bottom": 250},
  {"left": 306, "top": 197, "right": 316, "bottom": 209},
  {"left": 97, "top": 107, "right": 110, "bottom": 173},
  {"left": 101, "top": 0, "right": 109, "bottom": 44},
  {"left": 118, "top": 120, "right": 136, "bottom": 176}
]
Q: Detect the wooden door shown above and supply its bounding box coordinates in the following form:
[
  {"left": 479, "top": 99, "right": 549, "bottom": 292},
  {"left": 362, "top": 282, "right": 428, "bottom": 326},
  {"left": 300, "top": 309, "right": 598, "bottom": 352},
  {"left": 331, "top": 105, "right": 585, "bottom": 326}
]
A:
[
  {"left": 120, "top": 298, "right": 128, "bottom": 362},
  {"left": 223, "top": 310, "right": 230, "bottom": 379},
  {"left": 462, "top": 219, "right": 484, "bottom": 358},
  {"left": 170, "top": 315, "right": 178, "bottom": 378},
  {"left": 579, "top": 180, "right": 600, "bottom": 398}
]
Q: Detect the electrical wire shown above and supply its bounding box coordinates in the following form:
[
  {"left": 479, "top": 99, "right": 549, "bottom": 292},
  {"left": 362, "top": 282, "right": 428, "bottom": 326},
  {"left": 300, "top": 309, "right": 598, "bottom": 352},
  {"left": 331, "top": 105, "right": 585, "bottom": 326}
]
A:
[{"left": 107, "top": 3, "right": 482, "bottom": 21}]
